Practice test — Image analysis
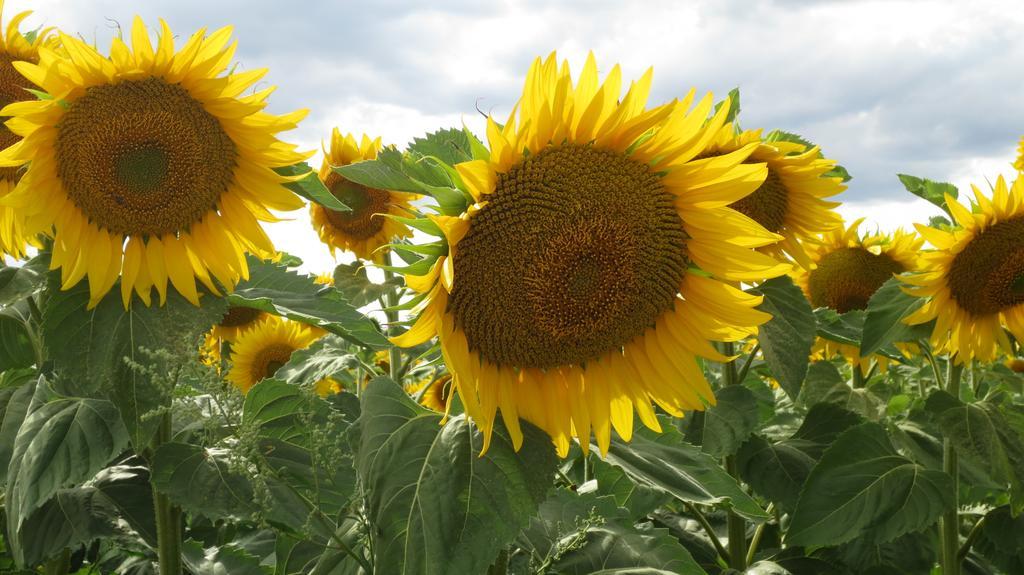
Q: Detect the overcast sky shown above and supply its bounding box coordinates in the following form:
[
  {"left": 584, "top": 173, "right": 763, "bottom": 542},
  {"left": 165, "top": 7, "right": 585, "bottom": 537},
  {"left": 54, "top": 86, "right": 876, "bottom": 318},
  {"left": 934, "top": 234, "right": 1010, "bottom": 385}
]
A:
[{"left": 8, "top": 0, "right": 1022, "bottom": 272}]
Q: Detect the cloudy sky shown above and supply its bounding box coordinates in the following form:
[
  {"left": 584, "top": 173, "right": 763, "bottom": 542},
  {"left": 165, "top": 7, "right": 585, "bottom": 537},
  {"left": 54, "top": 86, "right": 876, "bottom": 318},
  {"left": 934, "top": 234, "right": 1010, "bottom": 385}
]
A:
[{"left": 7, "top": 0, "right": 1023, "bottom": 272}]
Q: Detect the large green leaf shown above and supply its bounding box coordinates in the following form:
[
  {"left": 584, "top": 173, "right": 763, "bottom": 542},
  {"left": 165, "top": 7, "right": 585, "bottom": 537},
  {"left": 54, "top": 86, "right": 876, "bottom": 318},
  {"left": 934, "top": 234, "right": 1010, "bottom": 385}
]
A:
[
  {"left": 12, "top": 485, "right": 120, "bottom": 566},
  {"left": 93, "top": 464, "right": 157, "bottom": 546},
  {"left": 407, "top": 128, "right": 476, "bottom": 166},
  {"left": 701, "top": 385, "right": 759, "bottom": 458},
  {"left": 859, "top": 277, "right": 930, "bottom": 358},
  {"left": 787, "top": 422, "right": 955, "bottom": 546},
  {"left": 598, "top": 422, "right": 769, "bottom": 522},
  {"left": 181, "top": 539, "right": 270, "bottom": 575},
  {"left": 737, "top": 404, "right": 862, "bottom": 511},
  {"left": 275, "top": 162, "right": 348, "bottom": 211},
  {"left": 798, "top": 361, "right": 844, "bottom": 406},
  {"left": 750, "top": 277, "right": 814, "bottom": 399},
  {"left": 337, "top": 147, "right": 472, "bottom": 215},
  {"left": 0, "top": 370, "right": 36, "bottom": 484},
  {"left": 274, "top": 336, "right": 357, "bottom": 390},
  {"left": 927, "top": 391, "right": 1024, "bottom": 513},
  {"left": 230, "top": 256, "right": 387, "bottom": 349},
  {"left": 974, "top": 505, "right": 1024, "bottom": 573},
  {"left": 0, "top": 254, "right": 48, "bottom": 307},
  {"left": 356, "top": 377, "right": 557, "bottom": 575},
  {"left": 897, "top": 173, "right": 957, "bottom": 215},
  {"left": 0, "top": 303, "right": 35, "bottom": 371},
  {"left": 519, "top": 490, "right": 706, "bottom": 575},
  {"left": 42, "top": 278, "right": 226, "bottom": 447},
  {"left": 591, "top": 457, "right": 668, "bottom": 520},
  {"left": 5, "top": 394, "right": 130, "bottom": 536},
  {"left": 814, "top": 308, "right": 864, "bottom": 347},
  {"left": 150, "top": 442, "right": 257, "bottom": 520},
  {"left": 331, "top": 262, "right": 404, "bottom": 309}
]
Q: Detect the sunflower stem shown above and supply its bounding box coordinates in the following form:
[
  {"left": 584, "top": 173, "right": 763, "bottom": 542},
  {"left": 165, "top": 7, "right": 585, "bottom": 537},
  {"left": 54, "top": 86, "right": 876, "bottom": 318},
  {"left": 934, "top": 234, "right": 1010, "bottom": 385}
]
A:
[
  {"left": 941, "top": 357, "right": 964, "bottom": 575},
  {"left": 735, "top": 343, "right": 760, "bottom": 384},
  {"left": 152, "top": 411, "right": 183, "bottom": 575},
  {"left": 745, "top": 502, "right": 774, "bottom": 566},
  {"left": 720, "top": 341, "right": 747, "bottom": 570},
  {"left": 383, "top": 252, "right": 403, "bottom": 384},
  {"left": 684, "top": 502, "right": 731, "bottom": 566}
]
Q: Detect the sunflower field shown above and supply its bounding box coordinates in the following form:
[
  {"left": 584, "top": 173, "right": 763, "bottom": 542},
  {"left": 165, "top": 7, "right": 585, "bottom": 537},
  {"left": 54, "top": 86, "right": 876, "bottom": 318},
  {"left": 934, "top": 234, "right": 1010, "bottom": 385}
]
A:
[{"left": 0, "top": 5, "right": 1022, "bottom": 575}]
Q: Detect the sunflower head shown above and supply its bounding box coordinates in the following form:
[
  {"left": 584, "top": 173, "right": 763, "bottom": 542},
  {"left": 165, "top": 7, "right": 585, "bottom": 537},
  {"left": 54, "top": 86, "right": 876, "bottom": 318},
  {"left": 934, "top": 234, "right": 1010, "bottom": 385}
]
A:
[
  {"left": 795, "top": 218, "right": 922, "bottom": 313},
  {"left": 405, "top": 374, "right": 452, "bottom": 413},
  {"left": 391, "top": 52, "right": 788, "bottom": 457},
  {"left": 905, "top": 176, "right": 1024, "bottom": 362},
  {"left": 1015, "top": 135, "right": 1024, "bottom": 172},
  {"left": 226, "top": 315, "right": 323, "bottom": 394},
  {"left": 702, "top": 126, "right": 846, "bottom": 268},
  {"left": 0, "top": 2, "right": 54, "bottom": 258},
  {"left": 314, "top": 377, "right": 343, "bottom": 397},
  {"left": 0, "top": 17, "right": 309, "bottom": 308},
  {"left": 310, "top": 128, "right": 415, "bottom": 261}
]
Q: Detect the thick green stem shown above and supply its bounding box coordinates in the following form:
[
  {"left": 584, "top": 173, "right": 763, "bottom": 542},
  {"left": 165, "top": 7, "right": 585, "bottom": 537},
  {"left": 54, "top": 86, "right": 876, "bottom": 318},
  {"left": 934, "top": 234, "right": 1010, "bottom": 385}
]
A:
[
  {"left": 42, "top": 549, "right": 71, "bottom": 575},
  {"left": 745, "top": 502, "right": 774, "bottom": 566},
  {"left": 383, "top": 253, "right": 402, "bottom": 383},
  {"left": 941, "top": 358, "right": 964, "bottom": 575},
  {"left": 152, "top": 412, "right": 182, "bottom": 575},
  {"left": 684, "top": 502, "right": 730, "bottom": 566},
  {"left": 721, "top": 341, "right": 747, "bottom": 570}
]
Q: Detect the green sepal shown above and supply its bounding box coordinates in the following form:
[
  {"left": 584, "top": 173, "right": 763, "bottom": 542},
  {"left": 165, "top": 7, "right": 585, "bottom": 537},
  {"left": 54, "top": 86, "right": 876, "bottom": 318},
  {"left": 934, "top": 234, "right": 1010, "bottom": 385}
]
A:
[
  {"left": 897, "top": 173, "right": 958, "bottom": 216},
  {"left": 274, "top": 162, "right": 349, "bottom": 211}
]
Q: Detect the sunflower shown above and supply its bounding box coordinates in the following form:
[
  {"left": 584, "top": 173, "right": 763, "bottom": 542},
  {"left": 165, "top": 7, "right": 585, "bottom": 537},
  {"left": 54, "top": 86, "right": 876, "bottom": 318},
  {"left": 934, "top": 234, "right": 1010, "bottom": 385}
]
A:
[
  {"left": 795, "top": 219, "right": 921, "bottom": 372},
  {"left": 405, "top": 374, "right": 452, "bottom": 412},
  {"left": 1015, "top": 136, "right": 1024, "bottom": 172},
  {"left": 310, "top": 128, "right": 416, "bottom": 261},
  {"left": 0, "top": 18, "right": 309, "bottom": 308},
  {"left": 392, "top": 53, "right": 788, "bottom": 457},
  {"left": 701, "top": 126, "right": 845, "bottom": 267},
  {"left": 0, "top": 2, "right": 53, "bottom": 258},
  {"left": 226, "top": 315, "right": 323, "bottom": 394},
  {"left": 314, "top": 377, "right": 342, "bottom": 397},
  {"left": 904, "top": 176, "right": 1024, "bottom": 363}
]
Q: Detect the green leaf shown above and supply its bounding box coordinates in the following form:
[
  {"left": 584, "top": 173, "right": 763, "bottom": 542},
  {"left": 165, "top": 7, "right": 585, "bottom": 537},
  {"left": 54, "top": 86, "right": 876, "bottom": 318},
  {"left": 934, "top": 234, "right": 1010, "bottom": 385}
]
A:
[
  {"left": 0, "top": 371, "right": 36, "bottom": 484},
  {"left": 859, "top": 277, "right": 928, "bottom": 358},
  {"left": 336, "top": 146, "right": 423, "bottom": 194},
  {"left": 813, "top": 308, "right": 864, "bottom": 347},
  {"left": 786, "top": 422, "right": 955, "bottom": 546},
  {"left": 42, "top": 278, "right": 226, "bottom": 447},
  {"left": 275, "top": 163, "right": 348, "bottom": 211},
  {"left": 407, "top": 128, "right": 476, "bottom": 166},
  {"left": 750, "top": 276, "right": 815, "bottom": 399},
  {"left": 356, "top": 377, "right": 557, "bottom": 575},
  {"left": 231, "top": 256, "right": 387, "bottom": 349},
  {"left": 13, "top": 485, "right": 120, "bottom": 566},
  {"left": 150, "top": 442, "right": 257, "bottom": 520},
  {"left": 701, "top": 385, "right": 759, "bottom": 457},
  {"left": 0, "top": 254, "right": 48, "bottom": 307},
  {"left": 897, "top": 173, "right": 958, "bottom": 215},
  {"left": 737, "top": 404, "right": 862, "bottom": 511},
  {"left": 92, "top": 464, "right": 156, "bottom": 546},
  {"left": 519, "top": 490, "right": 706, "bottom": 575},
  {"left": 274, "top": 335, "right": 357, "bottom": 390},
  {"left": 826, "top": 531, "right": 937, "bottom": 575},
  {"left": 713, "top": 87, "right": 741, "bottom": 126},
  {"left": 338, "top": 147, "right": 472, "bottom": 215},
  {"left": 765, "top": 130, "right": 815, "bottom": 149},
  {"left": 591, "top": 457, "right": 669, "bottom": 520},
  {"left": 181, "top": 539, "right": 270, "bottom": 575},
  {"left": 819, "top": 383, "right": 885, "bottom": 419},
  {"left": 823, "top": 164, "right": 852, "bottom": 183},
  {"left": 974, "top": 505, "right": 1024, "bottom": 572},
  {"left": 798, "top": 361, "right": 843, "bottom": 406},
  {"left": 331, "top": 261, "right": 404, "bottom": 308},
  {"left": 0, "top": 303, "right": 35, "bottom": 372},
  {"left": 5, "top": 394, "right": 130, "bottom": 536},
  {"left": 598, "top": 422, "right": 769, "bottom": 522},
  {"left": 927, "top": 391, "right": 1024, "bottom": 514}
]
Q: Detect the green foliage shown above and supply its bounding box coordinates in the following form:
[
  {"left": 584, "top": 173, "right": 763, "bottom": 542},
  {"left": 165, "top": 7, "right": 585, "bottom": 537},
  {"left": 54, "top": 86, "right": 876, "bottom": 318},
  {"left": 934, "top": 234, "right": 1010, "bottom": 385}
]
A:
[
  {"left": 356, "top": 377, "right": 557, "bottom": 575},
  {"left": 598, "top": 420, "right": 769, "bottom": 522},
  {"left": 230, "top": 256, "right": 388, "bottom": 348},
  {"left": 897, "top": 173, "right": 958, "bottom": 215},
  {"left": 927, "top": 390, "right": 1024, "bottom": 513},
  {"left": 5, "top": 390, "right": 131, "bottom": 561},
  {"left": 331, "top": 261, "right": 404, "bottom": 308},
  {"left": 275, "top": 162, "right": 349, "bottom": 211},
  {"left": 0, "top": 255, "right": 48, "bottom": 307},
  {"left": 701, "top": 385, "right": 759, "bottom": 458},
  {"left": 787, "top": 422, "right": 955, "bottom": 546},
  {"left": 42, "top": 277, "right": 226, "bottom": 447},
  {"left": 860, "top": 277, "right": 931, "bottom": 358},
  {"left": 751, "top": 276, "right": 815, "bottom": 399},
  {"left": 0, "top": 303, "right": 35, "bottom": 372}
]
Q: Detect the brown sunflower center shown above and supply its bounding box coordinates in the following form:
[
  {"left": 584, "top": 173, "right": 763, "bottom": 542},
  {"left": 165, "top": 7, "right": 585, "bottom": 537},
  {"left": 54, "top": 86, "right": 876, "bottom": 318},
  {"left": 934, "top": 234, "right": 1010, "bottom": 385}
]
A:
[
  {"left": 0, "top": 53, "right": 37, "bottom": 183},
  {"left": 250, "top": 343, "right": 295, "bottom": 382},
  {"left": 448, "top": 144, "right": 688, "bottom": 369},
  {"left": 321, "top": 171, "right": 390, "bottom": 239},
  {"left": 54, "top": 77, "right": 238, "bottom": 237},
  {"left": 807, "top": 247, "right": 905, "bottom": 313},
  {"left": 730, "top": 169, "right": 789, "bottom": 233},
  {"left": 946, "top": 216, "right": 1024, "bottom": 316},
  {"left": 218, "top": 306, "right": 262, "bottom": 328}
]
